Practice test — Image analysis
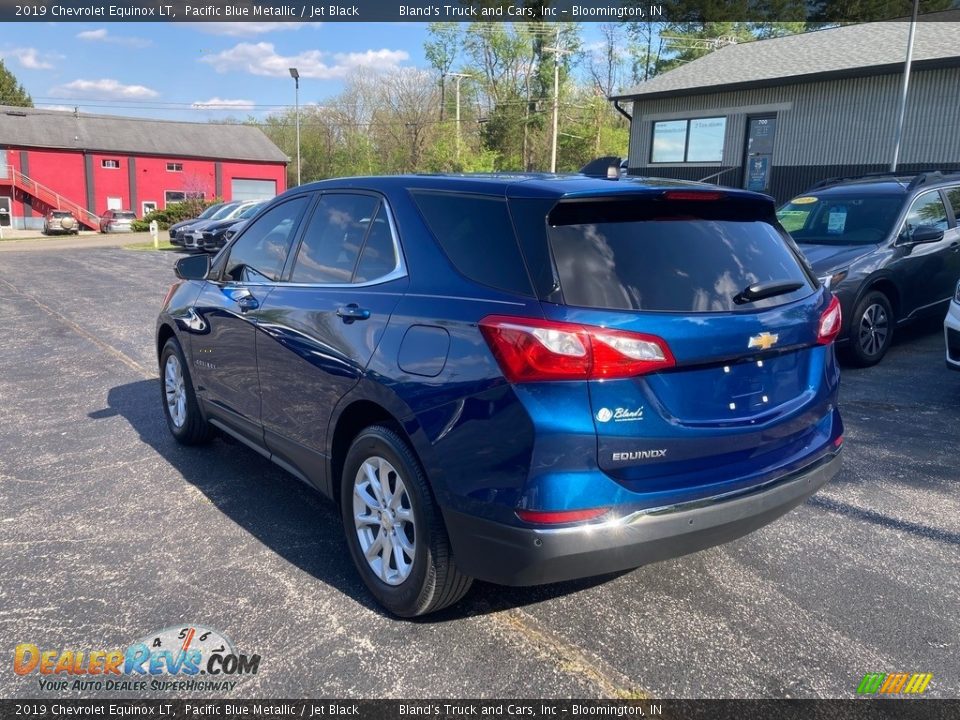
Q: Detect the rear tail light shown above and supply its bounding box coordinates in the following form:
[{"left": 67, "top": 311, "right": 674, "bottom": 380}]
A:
[
  {"left": 833, "top": 435, "right": 844, "bottom": 448},
  {"left": 817, "top": 295, "right": 842, "bottom": 345},
  {"left": 663, "top": 190, "right": 724, "bottom": 201},
  {"left": 516, "top": 507, "right": 609, "bottom": 525},
  {"left": 479, "top": 316, "right": 675, "bottom": 382}
]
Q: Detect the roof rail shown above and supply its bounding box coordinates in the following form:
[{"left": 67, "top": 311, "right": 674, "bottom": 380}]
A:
[
  {"left": 906, "top": 170, "right": 960, "bottom": 191},
  {"left": 807, "top": 171, "right": 910, "bottom": 191}
]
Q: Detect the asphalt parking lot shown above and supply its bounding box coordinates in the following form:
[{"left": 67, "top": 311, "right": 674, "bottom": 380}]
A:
[{"left": 1, "top": 245, "right": 959, "bottom": 699}]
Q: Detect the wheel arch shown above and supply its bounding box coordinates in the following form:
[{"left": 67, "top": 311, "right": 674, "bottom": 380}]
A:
[
  {"left": 156, "top": 322, "right": 178, "bottom": 361},
  {"left": 857, "top": 275, "right": 901, "bottom": 322},
  {"left": 327, "top": 386, "right": 428, "bottom": 508}
]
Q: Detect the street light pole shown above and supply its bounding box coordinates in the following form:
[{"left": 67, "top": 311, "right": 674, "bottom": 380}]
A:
[
  {"left": 289, "top": 67, "right": 301, "bottom": 186},
  {"left": 890, "top": 0, "right": 919, "bottom": 172}
]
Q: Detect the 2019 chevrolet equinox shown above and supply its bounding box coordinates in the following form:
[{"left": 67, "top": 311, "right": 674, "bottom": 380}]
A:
[{"left": 156, "top": 174, "right": 844, "bottom": 617}]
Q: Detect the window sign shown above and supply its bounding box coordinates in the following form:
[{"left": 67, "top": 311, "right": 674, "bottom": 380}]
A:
[
  {"left": 651, "top": 118, "right": 726, "bottom": 163},
  {"left": 686, "top": 118, "right": 726, "bottom": 162},
  {"left": 651, "top": 120, "right": 687, "bottom": 163},
  {"left": 827, "top": 206, "right": 848, "bottom": 235}
]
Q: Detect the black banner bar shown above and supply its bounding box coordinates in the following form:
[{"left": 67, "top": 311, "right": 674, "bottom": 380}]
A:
[
  {"left": 3, "top": 700, "right": 959, "bottom": 720},
  {"left": 2, "top": 0, "right": 959, "bottom": 23}
]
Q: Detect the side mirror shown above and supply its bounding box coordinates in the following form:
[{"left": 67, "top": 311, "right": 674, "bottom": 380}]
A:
[
  {"left": 912, "top": 225, "right": 945, "bottom": 244},
  {"left": 174, "top": 254, "right": 211, "bottom": 280},
  {"left": 901, "top": 225, "right": 944, "bottom": 245}
]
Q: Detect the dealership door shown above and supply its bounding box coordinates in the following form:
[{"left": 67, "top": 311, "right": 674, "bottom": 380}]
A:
[
  {"left": 743, "top": 116, "right": 777, "bottom": 193},
  {"left": 0, "top": 197, "right": 11, "bottom": 227},
  {"left": 231, "top": 179, "right": 276, "bottom": 202}
]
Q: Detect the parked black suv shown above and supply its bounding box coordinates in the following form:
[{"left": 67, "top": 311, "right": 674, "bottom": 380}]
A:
[{"left": 778, "top": 171, "right": 960, "bottom": 366}]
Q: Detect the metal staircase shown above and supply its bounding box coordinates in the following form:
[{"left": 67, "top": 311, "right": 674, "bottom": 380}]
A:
[{"left": 0, "top": 164, "right": 100, "bottom": 229}]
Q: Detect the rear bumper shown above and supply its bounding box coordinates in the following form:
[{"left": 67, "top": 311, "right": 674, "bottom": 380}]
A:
[{"left": 444, "top": 451, "right": 842, "bottom": 586}]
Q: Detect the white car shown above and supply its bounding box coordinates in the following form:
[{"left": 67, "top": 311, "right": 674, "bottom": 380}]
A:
[{"left": 946, "top": 280, "right": 960, "bottom": 371}]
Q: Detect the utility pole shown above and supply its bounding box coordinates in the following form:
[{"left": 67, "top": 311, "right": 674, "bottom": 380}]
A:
[
  {"left": 890, "top": 0, "right": 919, "bottom": 172},
  {"left": 448, "top": 73, "right": 471, "bottom": 163},
  {"left": 544, "top": 28, "right": 572, "bottom": 173}
]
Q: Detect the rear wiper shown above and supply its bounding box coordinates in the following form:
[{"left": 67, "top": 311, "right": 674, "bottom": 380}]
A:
[{"left": 733, "top": 280, "right": 804, "bottom": 305}]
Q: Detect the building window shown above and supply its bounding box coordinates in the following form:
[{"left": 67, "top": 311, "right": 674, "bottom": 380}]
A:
[
  {"left": 165, "top": 191, "right": 205, "bottom": 207},
  {"left": 651, "top": 117, "right": 726, "bottom": 163},
  {"left": 101, "top": 159, "right": 120, "bottom": 169},
  {"left": 166, "top": 163, "right": 183, "bottom": 172}
]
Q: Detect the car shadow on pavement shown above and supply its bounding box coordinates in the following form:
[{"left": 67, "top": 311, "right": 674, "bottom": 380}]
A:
[{"left": 99, "top": 379, "right": 622, "bottom": 622}]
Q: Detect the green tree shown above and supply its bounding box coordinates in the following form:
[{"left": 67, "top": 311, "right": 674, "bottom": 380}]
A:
[{"left": 0, "top": 59, "right": 32, "bottom": 107}]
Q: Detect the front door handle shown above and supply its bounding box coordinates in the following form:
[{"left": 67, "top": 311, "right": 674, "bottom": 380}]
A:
[
  {"left": 337, "top": 304, "right": 371, "bottom": 323},
  {"left": 227, "top": 288, "right": 259, "bottom": 312}
]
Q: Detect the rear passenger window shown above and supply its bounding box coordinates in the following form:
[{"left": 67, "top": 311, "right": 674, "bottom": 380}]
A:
[
  {"left": 412, "top": 192, "right": 533, "bottom": 296},
  {"left": 291, "top": 194, "right": 378, "bottom": 284},
  {"left": 904, "top": 191, "right": 948, "bottom": 233},
  {"left": 354, "top": 207, "right": 399, "bottom": 283},
  {"left": 945, "top": 187, "right": 960, "bottom": 223}
]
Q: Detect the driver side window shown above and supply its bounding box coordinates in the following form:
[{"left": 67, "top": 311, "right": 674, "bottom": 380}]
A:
[
  {"left": 223, "top": 196, "right": 310, "bottom": 282},
  {"left": 904, "top": 191, "right": 949, "bottom": 234}
]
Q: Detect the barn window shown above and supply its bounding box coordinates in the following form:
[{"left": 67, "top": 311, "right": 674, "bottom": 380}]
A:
[
  {"left": 651, "top": 117, "right": 726, "bottom": 163},
  {"left": 166, "top": 163, "right": 183, "bottom": 172},
  {"left": 101, "top": 159, "right": 120, "bottom": 169}
]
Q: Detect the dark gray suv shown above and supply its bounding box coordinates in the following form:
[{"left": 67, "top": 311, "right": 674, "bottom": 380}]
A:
[{"left": 778, "top": 171, "right": 960, "bottom": 366}]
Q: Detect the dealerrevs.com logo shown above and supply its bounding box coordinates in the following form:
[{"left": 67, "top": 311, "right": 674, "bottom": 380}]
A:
[{"left": 14, "top": 624, "right": 260, "bottom": 693}]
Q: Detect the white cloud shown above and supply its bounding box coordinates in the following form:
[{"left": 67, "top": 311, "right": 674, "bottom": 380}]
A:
[
  {"left": 1, "top": 47, "right": 58, "bottom": 70},
  {"left": 38, "top": 104, "right": 77, "bottom": 112},
  {"left": 200, "top": 42, "right": 409, "bottom": 79},
  {"left": 191, "top": 22, "right": 309, "bottom": 37},
  {"left": 50, "top": 78, "right": 159, "bottom": 100},
  {"left": 191, "top": 97, "right": 256, "bottom": 111},
  {"left": 76, "top": 28, "right": 152, "bottom": 48}
]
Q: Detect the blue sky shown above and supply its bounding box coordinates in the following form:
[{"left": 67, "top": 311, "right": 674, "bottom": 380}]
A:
[{"left": 0, "top": 22, "right": 607, "bottom": 121}]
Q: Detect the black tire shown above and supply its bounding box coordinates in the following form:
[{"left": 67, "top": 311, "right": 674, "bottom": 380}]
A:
[
  {"left": 843, "top": 290, "right": 894, "bottom": 367},
  {"left": 340, "top": 425, "right": 472, "bottom": 617},
  {"left": 159, "top": 337, "right": 214, "bottom": 445}
]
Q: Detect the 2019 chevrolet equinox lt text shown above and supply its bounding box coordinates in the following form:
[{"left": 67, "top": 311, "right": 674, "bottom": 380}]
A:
[{"left": 156, "top": 174, "right": 844, "bottom": 617}]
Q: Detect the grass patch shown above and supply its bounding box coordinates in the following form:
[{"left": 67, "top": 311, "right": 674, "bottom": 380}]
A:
[{"left": 123, "top": 240, "right": 179, "bottom": 251}]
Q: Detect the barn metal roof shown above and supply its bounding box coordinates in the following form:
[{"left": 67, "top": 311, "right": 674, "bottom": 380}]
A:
[
  {"left": 0, "top": 105, "right": 288, "bottom": 163},
  {"left": 611, "top": 12, "right": 960, "bottom": 101}
]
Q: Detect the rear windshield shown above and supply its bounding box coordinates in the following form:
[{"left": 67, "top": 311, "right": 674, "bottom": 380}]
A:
[
  {"left": 778, "top": 194, "right": 902, "bottom": 245},
  {"left": 115, "top": 212, "right": 136, "bottom": 220},
  {"left": 51, "top": 211, "right": 72, "bottom": 218},
  {"left": 547, "top": 199, "right": 814, "bottom": 313}
]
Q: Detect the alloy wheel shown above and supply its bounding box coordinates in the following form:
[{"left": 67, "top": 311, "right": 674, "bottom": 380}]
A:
[
  {"left": 352, "top": 456, "right": 417, "bottom": 586},
  {"left": 858, "top": 303, "right": 889, "bottom": 357},
  {"left": 164, "top": 354, "right": 187, "bottom": 429}
]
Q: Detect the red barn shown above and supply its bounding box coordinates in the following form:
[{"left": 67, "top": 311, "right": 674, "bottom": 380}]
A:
[{"left": 0, "top": 105, "right": 288, "bottom": 230}]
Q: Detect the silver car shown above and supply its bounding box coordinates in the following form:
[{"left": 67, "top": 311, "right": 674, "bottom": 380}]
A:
[{"left": 99, "top": 210, "right": 136, "bottom": 233}]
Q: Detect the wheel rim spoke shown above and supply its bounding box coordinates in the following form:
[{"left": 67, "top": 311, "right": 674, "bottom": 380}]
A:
[{"left": 353, "top": 455, "right": 416, "bottom": 586}]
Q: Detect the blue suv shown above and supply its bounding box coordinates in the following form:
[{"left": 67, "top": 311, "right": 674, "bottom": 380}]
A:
[{"left": 156, "top": 175, "right": 844, "bottom": 617}]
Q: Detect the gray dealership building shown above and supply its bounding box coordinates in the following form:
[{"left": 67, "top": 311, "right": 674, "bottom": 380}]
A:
[{"left": 610, "top": 15, "right": 960, "bottom": 202}]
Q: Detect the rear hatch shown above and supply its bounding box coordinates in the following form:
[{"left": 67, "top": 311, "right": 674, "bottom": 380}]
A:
[{"left": 515, "top": 190, "right": 839, "bottom": 502}]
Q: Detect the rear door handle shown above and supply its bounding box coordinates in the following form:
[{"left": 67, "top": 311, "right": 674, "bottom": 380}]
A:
[{"left": 337, "top": 304, "right": 371, "bottom": 323}]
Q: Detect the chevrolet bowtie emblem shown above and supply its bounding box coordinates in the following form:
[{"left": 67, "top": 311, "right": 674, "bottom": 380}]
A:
[{"left": 748, "top": 332, "right": 779, "bottom": 350}]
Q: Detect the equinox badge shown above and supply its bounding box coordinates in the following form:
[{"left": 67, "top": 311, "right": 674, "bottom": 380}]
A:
[{"left": 748, "top": 332, "right": 779, "bottom": 350}]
